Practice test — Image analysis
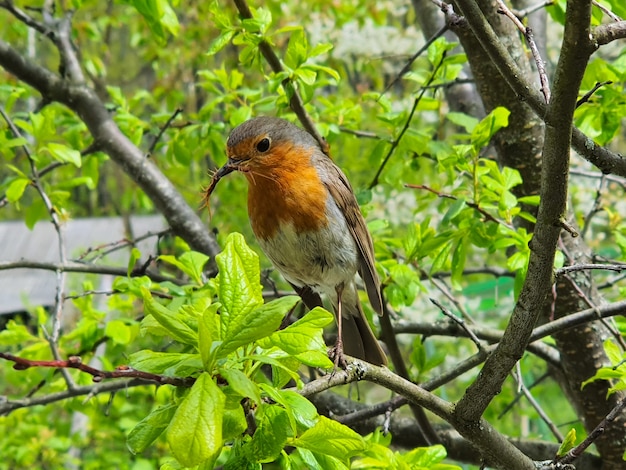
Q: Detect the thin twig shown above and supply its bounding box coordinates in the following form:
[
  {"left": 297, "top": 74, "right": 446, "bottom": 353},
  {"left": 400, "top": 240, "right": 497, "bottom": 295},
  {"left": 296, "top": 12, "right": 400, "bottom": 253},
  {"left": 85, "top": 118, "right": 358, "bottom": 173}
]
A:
[
  {"left": 511, "top": 370, "right": 564, "bottom": 441},
  {"left": 430, "top": 298, "right": 482, "bottom": 350},
  {"left": 338, "top": 127, "right": 384, "bottom": 140},
  {"left": 576, "top": 80, "right": 613, "bottom": 108},
  {"left": 580, "top": 174, "right": 605, "bottom": 240},
  {"left": 562, "top": 273, "right": 626, "bottom": 349},
  {"left": 406, "top": 184, "right": 515, "bottom": 231},
  {"left": 496, "top": 0, "right": 550, "bottom": 103},
  {"left": 558, "top": 218, "right": 579, "bottom": 237},
  {"left": 78, "top": 228, "right": 170, "bottom": 263},
  {"left": 428, "top": 276, "right": 476, "bottom": 324},
  {"left": 369, "top": 53, "right": 447, "bottom": 189},
  {"left": 380, "top": 24, "right": 449, "bottom": 96},
  {"left": 570, "top": 168, "right": 626, "bottom": 189},
  {"left": 0, "top": 106, "right": 75, "bottom": 388},
  {"left": 592, "top": 0, "right": 622, "bottom": 22},
  {"left": 0, "top": 260, "right": 182, "bottom": 284},
  {"left": 147, "top": 107, "right": 183, "bottom": 156},
  {"left": 555, "top": 263, "right": 626, "bottom": 276},
  {"left": 0, "top": 352, "right": 196, "bottom": 387},
  {"left": 498, "top": 371, "right": 550, "bottom": 418},
  {"left": 512, "top": 0, "right": 554, "bottom": 18},
  {"left": 556, "top": 397, "right": 626, "bottom": 464}
]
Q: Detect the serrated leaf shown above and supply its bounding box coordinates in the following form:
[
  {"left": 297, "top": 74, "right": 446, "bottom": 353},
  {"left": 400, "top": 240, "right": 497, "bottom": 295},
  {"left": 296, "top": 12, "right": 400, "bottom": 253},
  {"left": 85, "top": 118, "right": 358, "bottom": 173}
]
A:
[
  {"left": 218, "top": 295, "right": 297, "bottom": 356},
  {"left": 141, "top": 287, "right": 197, "bottom": 345},
  {"left": 261, "top": 307, "right": 333, "bottom": 368},
  {"left": 557, "top": 428, "right": 577, "bottom": 457},
  {"left": 127, "top": 403, "right": 177, "bottom": 454},
  {"left": 0, "top": 320, "right": 39, "bottom": 345},
  {"left": 216, "top": 233, "right": 263, "bottom": 321},
  {"left": 290, "top": 416, "right": 366, "bottom": 462},
  {"left": 167, "top": 372, "right": 225, "bottom": 467}
]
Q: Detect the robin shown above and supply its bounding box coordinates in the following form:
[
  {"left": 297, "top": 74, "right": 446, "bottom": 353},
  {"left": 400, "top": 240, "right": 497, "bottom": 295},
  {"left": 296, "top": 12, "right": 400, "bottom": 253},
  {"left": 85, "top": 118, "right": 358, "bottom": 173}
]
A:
[{"left": 205, "top": 116, "right": 387, "bottom": 366}]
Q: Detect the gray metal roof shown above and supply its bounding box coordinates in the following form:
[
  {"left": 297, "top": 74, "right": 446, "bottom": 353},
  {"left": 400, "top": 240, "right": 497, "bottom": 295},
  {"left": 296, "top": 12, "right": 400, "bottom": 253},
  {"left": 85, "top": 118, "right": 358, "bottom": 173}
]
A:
[{"left": 0, "top": 215, "right": 168, "bottom": 315}]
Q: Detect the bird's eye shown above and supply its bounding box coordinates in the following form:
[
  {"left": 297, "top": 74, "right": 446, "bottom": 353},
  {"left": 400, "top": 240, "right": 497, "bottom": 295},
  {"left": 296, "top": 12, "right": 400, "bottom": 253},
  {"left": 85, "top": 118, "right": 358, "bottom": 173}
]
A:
[{"left": 256, "top": 137, "right": 271, "bottom": 153}]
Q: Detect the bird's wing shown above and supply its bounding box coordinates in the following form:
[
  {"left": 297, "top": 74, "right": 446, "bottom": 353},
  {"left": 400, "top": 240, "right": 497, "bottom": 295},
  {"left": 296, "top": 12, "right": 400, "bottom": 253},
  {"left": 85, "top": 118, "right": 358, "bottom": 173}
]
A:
[{"left": 317, "top": 156, "right": 383, "bottom": 316}]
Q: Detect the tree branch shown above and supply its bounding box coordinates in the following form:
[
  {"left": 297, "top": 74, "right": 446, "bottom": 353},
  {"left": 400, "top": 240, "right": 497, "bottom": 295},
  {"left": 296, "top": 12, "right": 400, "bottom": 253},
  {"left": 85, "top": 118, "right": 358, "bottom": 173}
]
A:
[
  {"left": 0, "top": 39, "right": 221, "bottom": 263},
  {"left": 0, "top": 260, "right": 182, "bottom": 284},
  {"left": 443, "top": 0, "right": 626, "bottom": 178},
  {"left": 453, "top": 0, "right": 593, "bottom": 423}
]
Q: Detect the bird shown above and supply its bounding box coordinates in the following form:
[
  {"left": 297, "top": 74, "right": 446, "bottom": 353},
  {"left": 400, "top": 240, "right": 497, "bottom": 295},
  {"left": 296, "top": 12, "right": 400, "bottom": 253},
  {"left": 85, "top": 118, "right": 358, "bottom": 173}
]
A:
[{"left": 205, "top": 116, "right": 387, "bottom": 366}]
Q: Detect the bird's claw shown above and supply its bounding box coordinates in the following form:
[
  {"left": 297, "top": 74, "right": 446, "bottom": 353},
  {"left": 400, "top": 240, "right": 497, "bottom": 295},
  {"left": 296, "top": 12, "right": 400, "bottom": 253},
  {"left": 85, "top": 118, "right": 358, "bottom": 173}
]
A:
[{"left": 328, "top": 340, "right": 348, "bottom": 378}]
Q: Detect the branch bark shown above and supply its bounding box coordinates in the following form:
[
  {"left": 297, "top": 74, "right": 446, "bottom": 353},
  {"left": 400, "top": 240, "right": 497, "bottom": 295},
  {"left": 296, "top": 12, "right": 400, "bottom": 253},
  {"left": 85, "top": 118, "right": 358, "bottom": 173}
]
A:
[{"left": 453, "top": 0, "right": 593, "bottom": 422}]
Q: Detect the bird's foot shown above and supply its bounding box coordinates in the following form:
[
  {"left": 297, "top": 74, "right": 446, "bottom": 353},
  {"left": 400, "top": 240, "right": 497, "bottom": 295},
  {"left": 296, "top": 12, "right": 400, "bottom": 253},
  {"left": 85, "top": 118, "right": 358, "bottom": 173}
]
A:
[{"left": 328, "top": 338, "right": 348, "bottom": 376}]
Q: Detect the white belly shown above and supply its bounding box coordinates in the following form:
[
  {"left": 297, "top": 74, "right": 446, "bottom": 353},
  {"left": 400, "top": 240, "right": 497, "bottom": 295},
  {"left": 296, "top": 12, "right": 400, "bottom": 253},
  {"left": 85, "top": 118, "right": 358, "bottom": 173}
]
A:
[{"left": 258, "top": 203, "right": 358, "bottom": 297}]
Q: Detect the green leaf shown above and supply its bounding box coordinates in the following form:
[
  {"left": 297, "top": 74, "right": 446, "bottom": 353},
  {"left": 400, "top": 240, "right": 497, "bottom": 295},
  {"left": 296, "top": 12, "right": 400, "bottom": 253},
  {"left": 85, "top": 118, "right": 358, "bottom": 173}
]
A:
[
  {"left": 557, "top": 428, "right": 577, "bottom": 457},
  {"left": 246, "top": 405, "right": 291, "bottom": 462},
  {"left": 129, "top": 350, "right": 200, "bottom": 374},
  {"left": 218, "top": 295, "right": 297, "bottom": 356},
  {"left": 446, "top": 112, "right": 478, "bottom": 132},
  {"left": 167, "top": 372, "right": 225, "bottom": 467},
  {"left": 141, "top": 288, "right": 198, "bottom": 345},
  {"left": 125, "top": 0, "right": 180, "bottom": 43},
  {"left": 127, "top": 403, "right": 177, "bottom": 454},
  {"left": 262, "top": 306, "right": 334, "bottom": 368},
  {"left": 471, "top": 107, "right": 510, "bottom": 150},
  {"left": 604, "top": 338, "right": 623, "bottom": 364},
  {"left": 198, "top": 304, "right": 220, "bottom": 369},
  {"left": 284, "top": 28, "right": 307, "bottom": 69},
  {"left": 127, "top": 247, "right": 141, "bottom": 277},
  {"left": 260, "top": 386, "right": 318, "bottom": 429},
  {"left": 441, "top": 198, "right": 466, "bottom": 226},
  {"left": 216, "top": 232, "right": 263, "bottom": 320},
  {"left": 220, "top": 368, "right": 262, "bottom": 404},
  {"left": 290, "top": 416, "right": 366, "bottom": 463},
  {"left": 450, "top": 238, "right": 467, "bottom": 290},
  {"left": 0, "top": 320, "right": 39, "bottom": 345},
  {"left": 207, "top": 29, "right": 236, "bottom": 56},
  {"left": 5, "top": 178, "right": 30, "bottom": 203},
  {"left": 402, "top": 444, "right": 449, "bottom": 466},
  {"left": 159, "top": 251, "right": 209, "bottom": 284},
  {"left": 104, "top": 319, "right": 133, "bottom": 345},
  {"left": 45, "top": 142, "right": 82, "bottom": 167}
]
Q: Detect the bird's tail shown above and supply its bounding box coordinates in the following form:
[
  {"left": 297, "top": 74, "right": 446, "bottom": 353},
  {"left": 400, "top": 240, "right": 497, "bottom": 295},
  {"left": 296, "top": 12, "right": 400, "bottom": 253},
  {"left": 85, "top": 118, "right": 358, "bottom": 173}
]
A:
[{"left": 341, "top": 287, "right": 387, "bottom": 366}]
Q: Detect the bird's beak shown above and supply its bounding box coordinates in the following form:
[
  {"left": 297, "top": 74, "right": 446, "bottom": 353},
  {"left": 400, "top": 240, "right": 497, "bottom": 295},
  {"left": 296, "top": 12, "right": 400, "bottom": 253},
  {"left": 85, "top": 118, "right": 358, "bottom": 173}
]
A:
[
  {"left": 214, "top": 160, "right": 237, "bottom": 179},
  {"left": 202, "top": 159, "right": 240, "bottom": 204}
]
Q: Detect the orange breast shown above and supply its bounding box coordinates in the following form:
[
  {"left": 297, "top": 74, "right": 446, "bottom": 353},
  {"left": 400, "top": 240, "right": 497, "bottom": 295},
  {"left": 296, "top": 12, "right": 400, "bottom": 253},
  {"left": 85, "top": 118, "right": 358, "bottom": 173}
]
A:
[{"left": 245, "top": 144, "right": 328, "bottom": 240}]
